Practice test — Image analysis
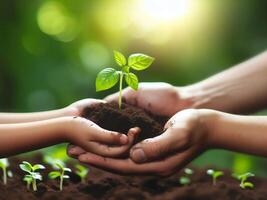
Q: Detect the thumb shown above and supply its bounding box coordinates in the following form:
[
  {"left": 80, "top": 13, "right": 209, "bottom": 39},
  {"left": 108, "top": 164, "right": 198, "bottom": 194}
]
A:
[{"left": 130, "top": 130, "right": 176, "bottom": 163}]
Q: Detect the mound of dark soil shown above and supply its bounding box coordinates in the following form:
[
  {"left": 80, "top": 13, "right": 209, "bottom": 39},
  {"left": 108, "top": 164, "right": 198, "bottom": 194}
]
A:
[{"left": 82, "top": 102, "right": 168, "bottom": 143}]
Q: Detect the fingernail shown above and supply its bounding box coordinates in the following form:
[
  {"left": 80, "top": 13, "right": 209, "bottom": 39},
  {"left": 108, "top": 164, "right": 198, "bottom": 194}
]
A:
[
  {"left": 120, "top": 134, "right": 128, "bottom": 144},
  {"left": 131, "top": 148, "right": 147, "bottom": 163},
  {"left": 69, "top": 148, "right": 77, "bottom": 155}
]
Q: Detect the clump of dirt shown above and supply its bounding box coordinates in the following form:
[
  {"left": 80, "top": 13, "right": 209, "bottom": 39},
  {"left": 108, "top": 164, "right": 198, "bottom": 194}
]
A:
[{"left": 81, "top": 102, "right": 169, "bottom": 143}]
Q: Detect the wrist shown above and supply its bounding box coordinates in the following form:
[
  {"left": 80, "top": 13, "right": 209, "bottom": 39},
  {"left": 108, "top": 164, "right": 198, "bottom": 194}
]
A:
[
  {"left": 197, "top": 109, "right": 221, "bottom": 149},
  {"left": 61, "top": 106, "right": 79, "bottom": 117},
  {"left": 54, "top": 116, "right": 78, "bottom": 143}
]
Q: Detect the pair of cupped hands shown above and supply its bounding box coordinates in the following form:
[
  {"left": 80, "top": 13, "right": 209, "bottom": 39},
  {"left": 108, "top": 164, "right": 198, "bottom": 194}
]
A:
[{"left": 67, "top": 83, "right": 209, "bottom": 176}]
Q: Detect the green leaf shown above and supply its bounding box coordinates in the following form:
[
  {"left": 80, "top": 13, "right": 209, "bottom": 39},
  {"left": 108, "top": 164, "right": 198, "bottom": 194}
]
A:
[
  {"left": 128, "top": 53, "right": 154, "bottom": 71},
  {"left": 0, "top": 158, "right": 9, "bottom": 168},
  {"left": 184, "top": 168, "right": 194, "bottom": 175},
  {"left": 20, "top": 161, "right": 32, "bottom": 173},
  {"left": 125, "top": 73, "right": 138, "bottom": 90},
  {"left": 214, "top": 171, "right": 224, "bottom": 179},
  {"left": 207, "top": 169, "right": 214, "bottom": 175},
  {"left": 241, "top": 182, "right": 254, "bottom": 189},
  {"left": 114, "top": 50, "right": 126, "bottom": 66},
  {"left": 96, "top": 68, "right": 119, "bottom": 92},
  {"left": 31, "top": 172, "right": 42, "bottom": 180},
  {"left": 63, "top": 167, "right": 72, "bottom": 172},
  {"left": 48, "top": 171, "right": 61, "bottom": 179},
  {"left": 23, "top": 175, "right": 33, "bottom": 184},
  {"left": 63, "top": 175, "right": 70, "bottom": 179},
  {"left": 55, "top": 163, "right": 64, "bottom": 171},
  {"left": 32, "top": 164, "right": 45, "bottom": 171},
  {"left": 179, "top": 176, "right": 191, "bottom": 186}
]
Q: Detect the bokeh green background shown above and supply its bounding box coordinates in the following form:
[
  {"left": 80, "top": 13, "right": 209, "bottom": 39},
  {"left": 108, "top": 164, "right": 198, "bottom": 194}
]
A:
[{"left": 1, "top": 0, "right": 267, "bottom": 175}]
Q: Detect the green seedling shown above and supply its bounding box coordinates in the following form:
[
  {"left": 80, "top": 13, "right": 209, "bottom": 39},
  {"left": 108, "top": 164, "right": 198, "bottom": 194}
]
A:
[
  {"left": 0, "top": 158, "right": 13, "bottom": 185},
  {"left": 233, "top": 172, "right": 255, "bottom": 189},
  {"left": 19, "top": 161, "right": 45, "bottom": 191},
  {"left": 48, "top": 162, "right": 71, "bottom": 191},
  {"left": 75, "top": 164, "right": 89, "bottom": 183},
  {"left": 96, "top": 50, "right": 154, "bottom": 109},
  {"left": 179, "top": 168, "right": 194, "bottom": 186},
  {"left": 207, "top": 169, "right": 224, "bottom": 186}
]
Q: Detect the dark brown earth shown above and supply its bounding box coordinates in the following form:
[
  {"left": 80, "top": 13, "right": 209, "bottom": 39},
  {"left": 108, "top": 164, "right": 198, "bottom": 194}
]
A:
[
  {"left": 1, "top": 102, "right": 266, "bottom": 200},
  {"left": 81, "top": 102, "right": 169, "bottom": 143}
]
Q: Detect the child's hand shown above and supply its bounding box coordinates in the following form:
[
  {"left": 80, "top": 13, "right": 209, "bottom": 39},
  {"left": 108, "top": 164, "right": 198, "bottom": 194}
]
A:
[
  {"left": 65, "top": 116, "right": 140, "bottom": 158},
  {"left": 66, "top": 98, "right": 106, "bottom": 116}
]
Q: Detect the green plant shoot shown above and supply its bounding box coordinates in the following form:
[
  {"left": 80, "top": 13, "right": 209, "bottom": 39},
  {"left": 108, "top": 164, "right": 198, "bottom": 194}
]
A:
[
  {"left": 19, "top": 161, "right": 45, "bottom": 191},
  {"left": 48, "top": 162, "right": 71, "bottom": 191},
  {"left": 0, "top": 158, "right": 11, "bottom": 185},
  {"left": 96, "top": 50, "right": 154, "bottom": 109},
  {"left": 179, "top": 168, "right": 194, "bottom": 186},
  {"left": 233, "top": 172, "right": 255, "bottom": 189},
  {"left": 75, "top": 164, "right": 89, "bottom": 183},
  {"left": 207, "top": 169, "right": 224, "bottom": 186}
]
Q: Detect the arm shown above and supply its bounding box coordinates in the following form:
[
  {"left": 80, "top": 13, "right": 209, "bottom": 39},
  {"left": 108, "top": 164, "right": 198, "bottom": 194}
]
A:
[
  {"left": 73, "top": 109, "right": 267, "bottom": 176},
  {"left": 0, "top": 116, "right": 139, "bottom": 158},
  {"left": 182, "top": 51, "right": 267, "bottom": 114},
  {"left": 105, "top": 51, "right": 267, "bottom": 116},
  {"left": 0, "top": 99, "right": 104, "bottom": 124},
  {"left": 208, "top": 111, "right": 267, "bottom": 156}
]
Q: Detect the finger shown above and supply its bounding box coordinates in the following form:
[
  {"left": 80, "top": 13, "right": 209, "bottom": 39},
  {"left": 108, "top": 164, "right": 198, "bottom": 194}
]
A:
[
  {"left": 90, "top": 124, "right": 129, "bottom": 145},
  {"left": 82, "top": 127, "right": 140, "bottom": 158},
  {"left": 104, "top": 92, "right": 120, "bottom": 102},
  {"left": 78, "top": 148, "right": 195, "bottom": 176},
  {"left": 67, "top": 144, "right": 86, "bottom": 158},
  {"left": 129, "top": 129, "right": 178, "bottom": 163},
  {"left": 104, "top": 88, "right": 137, "bottom": 105}
]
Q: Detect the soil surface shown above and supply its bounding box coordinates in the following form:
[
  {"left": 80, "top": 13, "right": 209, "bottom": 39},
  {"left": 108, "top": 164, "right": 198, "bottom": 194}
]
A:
[
  {"left": 82, "top": 102, "right": 168, "bottom": 143},
  {"left": 1, "top": 103, "right": 266, "bottom": 200},
  {"left": 1, "top": 156, "right": 266, "bottom": 200}
]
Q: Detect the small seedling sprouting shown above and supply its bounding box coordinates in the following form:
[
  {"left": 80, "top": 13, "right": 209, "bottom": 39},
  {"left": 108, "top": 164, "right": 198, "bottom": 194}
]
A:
[
  {"left": 96, "top": 50, "right": 154, "bottom": 109},
  {"left": 19, "top": 161, "right": 45, "bottom": 191},
  {"left": 48, "top": 162, "right": 71, "bottom": 191},
  {"left": 0, "top": 158, "right": 12, "bottom": 185},
  {"left": 233, "top": 172, "right": 255, "bottom": 189},
  {"left": 75, "top": 164, "right": 89, "bottom": 183},
  {"left": 207, "top": 169, "right": 224, "bottom": 186},
  {"left": 179, "top": 168, "right": 194, "bottom": 186}
]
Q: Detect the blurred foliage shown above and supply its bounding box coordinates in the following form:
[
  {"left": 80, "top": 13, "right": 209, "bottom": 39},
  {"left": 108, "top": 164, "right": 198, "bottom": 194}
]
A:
[{"left": 1, "top": 0, "right": 267, "bottom": 175}]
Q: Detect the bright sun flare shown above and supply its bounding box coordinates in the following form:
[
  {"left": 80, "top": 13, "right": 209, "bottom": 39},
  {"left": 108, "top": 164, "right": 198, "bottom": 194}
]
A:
[{"left": 142, "top": 0, "right": 191, "bottom": 22}]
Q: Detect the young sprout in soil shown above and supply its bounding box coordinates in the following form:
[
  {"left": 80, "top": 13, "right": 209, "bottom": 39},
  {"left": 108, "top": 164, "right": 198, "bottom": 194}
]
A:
[
  {"left": 233, "top": 172, "right": 255, "bottom": 189},
  {"left": 19, "top": 161, "right": 45, "bottom": 191},
  {"left": 0, "top": 158, "right": 12, "bottom": 185},
  {"left": 179, "top": 168, "right": 194, "bottom": 186},
  {"left": 207, "top": 169, "right": 224, "bottom": 186},
  {"left": 96, "top": 50, "right": 154, "bottom": 109},
  {"left": 48, "top": 162, "right": 71, "bottom": 191},
  {"left": 75, "top": 164, "right": 89, "bottom": 183}
]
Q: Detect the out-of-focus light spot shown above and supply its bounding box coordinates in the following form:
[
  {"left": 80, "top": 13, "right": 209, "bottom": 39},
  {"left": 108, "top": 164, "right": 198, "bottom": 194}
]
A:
[
  {"left": 27, "top": 90, "right": 56, "bottom": 111},
  {"left": 79, "top": 42, "right": 110, "bottom": 71},
  {"left": 127, "top": 0, "right": 199, "bottom": 45},
  {"left": 37, "top": 1, "right": 77, "bottom": 42},
  {"left": 142, "top": 0, "right": 191, "bottom": 22},
  {"left": 94, "top": 1, "right": 131, "bottom": 33}
]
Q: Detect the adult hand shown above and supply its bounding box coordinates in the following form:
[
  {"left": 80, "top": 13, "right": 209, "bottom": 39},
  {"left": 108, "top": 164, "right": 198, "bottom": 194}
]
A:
[
  {"left": 105, "top": 82, "right": 193, "bottom": 116},
  {"left": 66, "top": 98, "right": 106, "bottom": 116},
  {"left": 75, "top": 109, "right": 215, "bottom": 176}
]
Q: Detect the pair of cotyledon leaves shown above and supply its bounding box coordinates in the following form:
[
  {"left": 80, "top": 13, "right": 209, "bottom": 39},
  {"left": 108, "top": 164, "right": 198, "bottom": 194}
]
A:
[{"left": 96, "top": 51, "right": 154, "bottom": 92}]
